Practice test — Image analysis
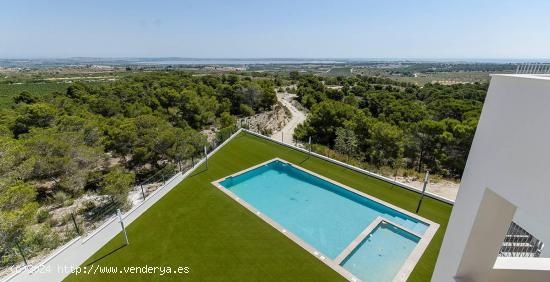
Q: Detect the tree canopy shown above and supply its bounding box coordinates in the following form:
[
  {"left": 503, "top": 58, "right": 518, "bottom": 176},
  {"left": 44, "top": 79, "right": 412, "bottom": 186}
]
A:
[
  {"left": 0, "top": 71, "right": 277, "bottom": 266},
  {"left": 293, "top": 74, "right": 485, "bottom": 177}
]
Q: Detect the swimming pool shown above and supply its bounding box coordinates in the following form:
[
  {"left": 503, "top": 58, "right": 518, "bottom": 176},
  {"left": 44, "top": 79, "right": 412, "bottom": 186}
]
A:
[{"left": 213, "top": 158, "right": 438, "bottom": 281}]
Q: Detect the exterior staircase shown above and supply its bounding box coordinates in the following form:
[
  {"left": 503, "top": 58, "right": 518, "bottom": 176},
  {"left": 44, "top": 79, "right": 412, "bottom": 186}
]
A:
[{"left": 499, "top": 221, "right": 544, "bottom": 257}]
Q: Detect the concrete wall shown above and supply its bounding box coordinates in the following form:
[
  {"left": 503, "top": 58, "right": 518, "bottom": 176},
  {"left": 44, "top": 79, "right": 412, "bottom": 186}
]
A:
[
  {"left": 454, "top": 189, "right": 516, "bottom": 281},
  {"left": 490, "top": 257, "right": 550, "bottom": 282},
  {"left": 433, "top": 75, "right": 550, "bottom": 281}
]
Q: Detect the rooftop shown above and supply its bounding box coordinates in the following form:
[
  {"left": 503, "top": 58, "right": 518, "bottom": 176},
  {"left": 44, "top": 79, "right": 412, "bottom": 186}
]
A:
[{"left": 491, "top": 74, "right": 550, "bottom": 81}]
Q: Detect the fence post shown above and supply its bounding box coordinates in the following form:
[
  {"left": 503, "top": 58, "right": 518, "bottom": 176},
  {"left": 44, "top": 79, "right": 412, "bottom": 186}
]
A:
[
  {"left": 192, "top": 155, "right": 195, "bottom": 167},
  {"left": 71, "top": 213, "right": 81, "bottom": 235},
  {"left": 204, "top": 146, "right": 208, "bottom": 169},
  {"left": 281, "top": 132, "right": 284, "bottom": 143},
  {"left": 308, "top": 136, "right": 312, "bottom": 154},
  {"left": 416, "top": 171, "right": 430, "bottom": 213},
  {"left": 15, "top": 240, "right": 28, "bottom": 267},
  {"left": 140, "top": 184, "right": 146, "bottom": 200},
  {"left": 117, "top": 209, "right": 129, "bottom": 246}
]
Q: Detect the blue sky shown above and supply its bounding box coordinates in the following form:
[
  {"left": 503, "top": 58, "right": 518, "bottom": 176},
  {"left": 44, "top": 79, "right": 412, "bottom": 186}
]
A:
[{"left": 1, "top": 0, "right": 549, "bottom": 59}]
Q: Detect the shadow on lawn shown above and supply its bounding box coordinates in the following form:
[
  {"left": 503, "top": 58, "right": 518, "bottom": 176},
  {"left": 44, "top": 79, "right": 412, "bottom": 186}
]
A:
[
  {"left": 85, "top": 244, "right": 127, "bottom": 266},
  {"left": 298, "top": 156, "right": 310, "bottom": 165},
  {"left": 189, "top": 166, "right": 208, "bottom": 177}
]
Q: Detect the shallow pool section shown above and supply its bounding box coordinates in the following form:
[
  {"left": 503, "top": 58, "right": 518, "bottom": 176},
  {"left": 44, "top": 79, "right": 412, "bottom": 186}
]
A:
[
  {"left": 340, "top": 222, "right": 420, "bottom": 282},
  {"left": 214, "top": 158, "right": 436, "bottom": 281}
]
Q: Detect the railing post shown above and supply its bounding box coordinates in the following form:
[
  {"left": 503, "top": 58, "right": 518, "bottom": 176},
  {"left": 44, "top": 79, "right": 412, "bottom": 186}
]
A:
[
  {"left": 308, "top": 136, "right": 312, "bottom": 154},
  {"left": 204, "top": 146, "right": 208, "bottom": 169},
  {"left": 117, "top": 209, "right": 129, "bottom": 246},
  {"left": 15, "top": 240, "right": 28, "bottom": 267},
  {"left": 140, "top": 184, "right": 146, "bottom": 200},
  {"left": 71, "top": 213, "right": 81, "bottom": 235},
  {"left": 416, "top": 171, "right": 430, "bottom": 213},
  {"left": 281, "top": 131, "right": 284, "bottom": 143}
]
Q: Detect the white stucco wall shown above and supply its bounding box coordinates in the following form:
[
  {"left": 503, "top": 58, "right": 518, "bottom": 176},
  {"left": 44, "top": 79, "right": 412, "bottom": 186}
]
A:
[
  {"left": 491, "top": 257, "right": 550, "bottom": 281},
  {"left": 433, "top": 75, "right": 550, "bottom": 281}
]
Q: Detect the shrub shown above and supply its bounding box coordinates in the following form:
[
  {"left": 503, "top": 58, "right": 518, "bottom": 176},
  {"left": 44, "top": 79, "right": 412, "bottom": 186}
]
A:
[
  {"left": 52, "top": 191, "right": 69, "bottom": 206},
  {"left": 36, "top": 209, "right": 50, "bottom": 223},
  {"left": 239, "top": 104, "right": 255, "bottom": 116},
  {"left": 63, "top": 198, "right": 74, "bottom": 207},
  {"left": 101, "top": 166, "right": 135, "bottom": 207}
]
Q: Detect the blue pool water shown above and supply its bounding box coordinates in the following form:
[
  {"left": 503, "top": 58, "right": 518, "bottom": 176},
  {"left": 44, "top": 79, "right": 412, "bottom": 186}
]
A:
[
  {"left": 341, "top": 223, "right": 420, "bottom": 282},
  {"left": 219, "top": 160, "right": 427, "bottom": 261}
]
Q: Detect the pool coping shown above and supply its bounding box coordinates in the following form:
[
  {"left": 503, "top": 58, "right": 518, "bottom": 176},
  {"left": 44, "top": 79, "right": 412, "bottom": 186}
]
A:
[
  {"left": 334, "top": 217, "right": 387, "bottom": 264},
  {"left": 211, "top": 158, "right": 439, "bottom": 282}
]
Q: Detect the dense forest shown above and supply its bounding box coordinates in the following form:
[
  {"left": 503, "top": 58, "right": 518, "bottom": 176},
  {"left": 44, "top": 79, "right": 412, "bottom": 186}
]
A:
[
  {"left": 291, "top": 73, "right": 486, "bottom": 178},
  {"left": 0, "top": 72, "right": 276, "bottom": 266}
]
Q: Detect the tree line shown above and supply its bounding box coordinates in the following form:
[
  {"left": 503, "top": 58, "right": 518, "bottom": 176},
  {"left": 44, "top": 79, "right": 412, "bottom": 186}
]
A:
[{"left": 292, "top": 74, "right": 486, "bottom": 178}]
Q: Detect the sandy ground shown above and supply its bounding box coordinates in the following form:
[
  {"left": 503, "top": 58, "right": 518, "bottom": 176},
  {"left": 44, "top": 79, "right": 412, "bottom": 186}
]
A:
[
  {"left": 395, "top": 176, "right": 459, "bottom": 201},
  {"left": 271, "top": 92, "right": 307, "bottom": 144}
]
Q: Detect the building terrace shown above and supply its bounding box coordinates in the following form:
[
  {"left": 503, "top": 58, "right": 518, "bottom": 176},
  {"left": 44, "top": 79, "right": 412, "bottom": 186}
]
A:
[{"left": 63, "top": 132, "right": 452, "bottom": 282}]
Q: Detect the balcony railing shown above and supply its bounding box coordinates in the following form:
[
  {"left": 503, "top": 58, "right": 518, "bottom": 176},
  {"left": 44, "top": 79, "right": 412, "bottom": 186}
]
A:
[
  {"left": 499, "top": 221, "right": 544, "bottom": 257},
  {"left": 515, "top": 63, "right": 550, "bottom": 74}
]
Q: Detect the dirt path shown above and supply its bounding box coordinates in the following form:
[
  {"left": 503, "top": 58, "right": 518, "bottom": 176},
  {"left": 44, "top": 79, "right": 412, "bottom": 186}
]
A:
[{"left": 271, "top": 92, "right": 307, "bottom": 144}]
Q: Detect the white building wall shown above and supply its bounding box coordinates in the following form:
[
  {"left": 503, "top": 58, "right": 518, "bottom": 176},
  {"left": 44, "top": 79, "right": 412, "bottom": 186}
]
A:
[
  {"left": 433, "top": 75, "right": 550, "bottom": 281},
  {"left": 490, "top": 257, "right": 550, "bottom": 282}
]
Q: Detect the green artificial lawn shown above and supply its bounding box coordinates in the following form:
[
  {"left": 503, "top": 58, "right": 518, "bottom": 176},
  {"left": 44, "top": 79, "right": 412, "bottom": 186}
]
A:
[{"left": 65, "top": 132, "right": 452, "bottom": 281}]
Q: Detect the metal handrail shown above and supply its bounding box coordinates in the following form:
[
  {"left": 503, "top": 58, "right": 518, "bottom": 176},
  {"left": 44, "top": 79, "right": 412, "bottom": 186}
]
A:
[
  {"left": 499, "top": 221, "right": 544, "bottom": 257},
  {"left": 515, "top": 63, "right": 550, "bottom": 74}
]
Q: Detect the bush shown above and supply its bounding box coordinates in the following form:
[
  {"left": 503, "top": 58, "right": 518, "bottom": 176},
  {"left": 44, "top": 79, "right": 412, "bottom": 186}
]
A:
[
  {"left": 52, "top": 191, "right": 69, "bottom": 206},
  {"left": 219, "top": 112, "right": 236, "bottom": 128},
  {"left": 61, "top": 213, "right": 73, "bottom": 225},
  {"left": 22, "top": 225, "right": 60, "bottom": 254},
  {"left": 48, "top": 217, "right": 60, "bottom": 227},
  {"left": 36, "top": 209, "right": 50, "bottom": 223},
  {"left": 63, "top": 198, "right": 74, "bottom": 207},
  {"left": 101, "top": 166, "right": 135, "bottom": 207},
  {"left": 216, "top": 126, "right": 236, "bottom": 143},
  {"left": 260, "top": 128, "right": 272, "bottom": 136},
  {"left": 239, "top": 104, "right": 255, "bottom": 116}
]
